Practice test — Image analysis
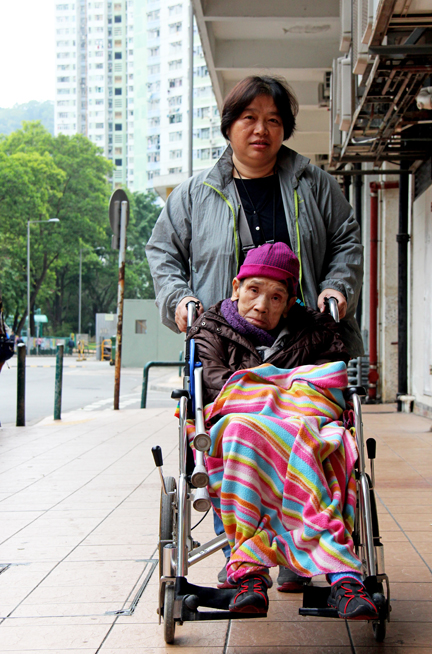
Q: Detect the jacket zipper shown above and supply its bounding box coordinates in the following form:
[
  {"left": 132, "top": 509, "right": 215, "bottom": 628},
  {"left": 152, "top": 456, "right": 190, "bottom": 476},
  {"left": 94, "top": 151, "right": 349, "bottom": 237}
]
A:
[{"left": 202, "top": 182, "right": 240, "bottom": 272}]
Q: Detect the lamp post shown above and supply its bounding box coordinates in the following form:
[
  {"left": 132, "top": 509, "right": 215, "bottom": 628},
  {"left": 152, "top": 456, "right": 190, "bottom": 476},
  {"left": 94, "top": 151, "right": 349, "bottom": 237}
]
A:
[{"left": 27, "top": 218, "right": 60, "bottom": 337}]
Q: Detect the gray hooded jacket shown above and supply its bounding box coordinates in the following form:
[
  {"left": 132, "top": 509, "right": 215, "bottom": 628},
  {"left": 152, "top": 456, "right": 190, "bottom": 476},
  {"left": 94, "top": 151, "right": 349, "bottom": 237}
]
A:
[{"left": 146, "top": 144, "right": 364, "bottom": 356}]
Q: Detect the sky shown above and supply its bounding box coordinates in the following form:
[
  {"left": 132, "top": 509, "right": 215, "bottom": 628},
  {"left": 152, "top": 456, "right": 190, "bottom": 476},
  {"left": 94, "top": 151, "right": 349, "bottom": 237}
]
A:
[{"left": 0, "top": 0, "right": 55, "bottom": 108}]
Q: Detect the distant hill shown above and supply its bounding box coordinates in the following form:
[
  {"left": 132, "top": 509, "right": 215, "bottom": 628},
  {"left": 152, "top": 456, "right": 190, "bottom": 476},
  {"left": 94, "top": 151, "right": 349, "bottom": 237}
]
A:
[{"left": 0, "top": 101, "right": 54, "bottom": 136}]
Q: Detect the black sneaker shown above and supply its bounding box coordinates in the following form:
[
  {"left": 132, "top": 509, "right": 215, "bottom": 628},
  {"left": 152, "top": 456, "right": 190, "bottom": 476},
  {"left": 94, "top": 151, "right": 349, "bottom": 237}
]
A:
[
  {"left": 328, "top": 577, "right": 379, "bottom": 620},
  {"left": 276, "top": 566, "right": 310, "bottom": 593},
  {"left": 229, "top": 575, "right": 269, "bottom": 614}
]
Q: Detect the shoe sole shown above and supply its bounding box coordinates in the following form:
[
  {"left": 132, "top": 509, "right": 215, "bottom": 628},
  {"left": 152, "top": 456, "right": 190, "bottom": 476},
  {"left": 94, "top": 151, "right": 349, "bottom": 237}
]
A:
[
  {"left": 328, "top": 601, "right": 378, "bottom": 621},
  {"left": 276, "top": 581, "right": 304, "bottom": 593},
  {"left": 229, "top": 604, "right": 268, "bottom": 614}
]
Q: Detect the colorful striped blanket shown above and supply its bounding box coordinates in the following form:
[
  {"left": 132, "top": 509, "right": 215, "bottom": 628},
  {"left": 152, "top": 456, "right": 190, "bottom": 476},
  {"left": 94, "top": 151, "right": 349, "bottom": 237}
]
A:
[{"left": 200, "top": 361, "right": 361, "bottom": 586}]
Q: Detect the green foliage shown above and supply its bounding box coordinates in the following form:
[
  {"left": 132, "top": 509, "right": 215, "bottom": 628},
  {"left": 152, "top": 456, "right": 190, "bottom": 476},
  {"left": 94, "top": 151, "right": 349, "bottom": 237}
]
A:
[
  {"left": 0, "top": 102, "right": 54, "bottom": 136},
  {"left": 0, "top": 121, "right": 162, "bottom": 336}
]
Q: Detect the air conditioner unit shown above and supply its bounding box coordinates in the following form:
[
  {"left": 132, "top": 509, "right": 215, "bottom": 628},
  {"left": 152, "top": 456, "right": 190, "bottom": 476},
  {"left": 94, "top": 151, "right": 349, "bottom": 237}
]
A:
[
  {"left": 318, "top": 72, "right": 331, "bottom": 107},
  {"left": 330, "top": 59, "right": 342, "bottom": 152},
  {"left": 353, "top": 0, "right": 370, "bottom": 75},
  {"left": 361, "top": 0, "right": 380, "bottom": 45},
  {"left": 339, "top": 0, "right": 351, "bottom": 53},
  {"left": 340, "top": 57, "right": 352, "bottom": 131}
]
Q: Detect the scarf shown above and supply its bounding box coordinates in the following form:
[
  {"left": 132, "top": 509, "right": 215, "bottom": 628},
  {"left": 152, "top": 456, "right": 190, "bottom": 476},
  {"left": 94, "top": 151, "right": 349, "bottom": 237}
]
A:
[{"left": 220, "top": 299, "right": 277, "bottom": 347}]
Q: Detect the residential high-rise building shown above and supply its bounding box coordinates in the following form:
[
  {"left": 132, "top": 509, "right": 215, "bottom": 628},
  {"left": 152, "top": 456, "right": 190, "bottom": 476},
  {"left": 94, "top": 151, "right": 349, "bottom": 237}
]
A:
[
  {"left": 55, "top": 1, "right": 226, "bottom": 195},
  {"left": 55, "top": 1, "right": 134, "bottom": 189}
]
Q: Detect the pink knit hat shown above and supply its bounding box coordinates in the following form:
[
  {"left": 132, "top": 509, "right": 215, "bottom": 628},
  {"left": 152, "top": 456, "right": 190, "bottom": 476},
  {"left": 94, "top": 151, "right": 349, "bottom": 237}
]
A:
[{"left": 237, "top": 242, "right": 299, "bottom": 293}]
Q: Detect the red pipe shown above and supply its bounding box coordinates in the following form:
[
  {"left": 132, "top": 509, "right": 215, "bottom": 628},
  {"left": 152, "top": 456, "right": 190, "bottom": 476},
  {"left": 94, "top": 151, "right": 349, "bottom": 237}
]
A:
[{"left": 368, "top": 181, "right": 399, "bottom": 401}]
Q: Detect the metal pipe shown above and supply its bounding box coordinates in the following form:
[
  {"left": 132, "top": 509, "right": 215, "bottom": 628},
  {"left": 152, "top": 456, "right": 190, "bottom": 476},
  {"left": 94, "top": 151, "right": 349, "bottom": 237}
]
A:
[
  {"left": 368, "top": 181, "right": 400, "bottom": 401},
  {"left": 141, "top": 360, "right": 185, "bottom": 408},
  {"left": 54, "top": 344, "right": 64, "bottom": 420},
  {"left": 16, "top": 342, "right": 26, "bottom": 426},
  {"left": 78, "top": 248, "right": 82, "bottom": 335},
  {"left": 27, "top": 222, "right": 31, "bottom": 338},
  {"left": 176, "top": 474, "right": 188, "bottom": 577},
  {"left": 188, "top": 533, "right": 229, "bottom": 566},
  {"left": 114, "top": 200, "right": 128, "bottom": 410},
  {"left": 188, "top": 1, "right": 194, "bottom": 178},
  {"left": 397, "top": 162, "right": 410, "bottom": 402},
  {"left": 368, "top": 184, "right": 379, "bottom": 401}
]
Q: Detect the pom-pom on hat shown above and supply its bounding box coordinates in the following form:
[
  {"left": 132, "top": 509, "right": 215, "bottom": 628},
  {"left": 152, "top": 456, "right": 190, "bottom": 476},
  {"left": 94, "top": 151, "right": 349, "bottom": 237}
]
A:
[{"left": 237, "top": 242, "right": 299, "bottom": 294}]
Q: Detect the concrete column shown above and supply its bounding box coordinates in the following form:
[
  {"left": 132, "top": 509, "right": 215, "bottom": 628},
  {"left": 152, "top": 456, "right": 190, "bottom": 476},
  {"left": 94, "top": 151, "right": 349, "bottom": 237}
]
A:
[{"left": 378, "top": 184, "right": 399, "bottom": 402}]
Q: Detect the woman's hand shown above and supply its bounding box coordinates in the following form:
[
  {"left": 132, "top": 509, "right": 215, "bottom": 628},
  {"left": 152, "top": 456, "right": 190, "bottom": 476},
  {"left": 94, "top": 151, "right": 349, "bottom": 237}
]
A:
[
  {"left": 175, "top": 296, "right": 203, "bottom": 332},
  {"left": 317, "top": 289, "right": 347, "bottom": 319}
]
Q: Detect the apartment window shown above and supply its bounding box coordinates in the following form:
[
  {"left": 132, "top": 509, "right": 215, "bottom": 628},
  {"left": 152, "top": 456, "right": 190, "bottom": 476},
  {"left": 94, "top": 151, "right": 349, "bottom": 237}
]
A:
[
  {"left": 95, "top": 99, "right": 104, "bottom": 105},
  {"left": 148, "top": 47, "right": 160, "bottom": 58},
  {"left": 169, "top": 149, "right": 182, "bottom": 159},
  {"left": 96, "top": 123, "right": 104, "bottom": 129},
  {"left": 169, "top": 41, "right": 182, "bottom": 53},
  {"left": 115, "top": 39, "right": 122, "bottom": 47},
  {"left": 168, "top": 77, "right": 182, "bottom": 89},
  {"left": 115, "top": 88, "right": 122, "bottom": 95},
  {"left": 147, "top": 10, "right": 160, "bottom": 20},
  {"left": 57, "top": 52, "right": 70, "bottom": 59},
  {"left": 212, "top": 147, "right": 224, "bottom": 159},
  {"left": 115, "top": 112, "right": 122, "bottom": 118},
  {"left": 168, "top": 95, "right": 182, "bottom": 107},
  {"left": 169, "top": 113, "right": 182, "bottom": 124},
  {"left": 56, "top": 40, "right": 70, "bottom": 46},
  {"left": 149, "top": 117, "right": 160, "bottom": 127},
  {"left": 194, "top": 65, "right": 209, "bottom": 77},
  {"left": 135, "top": 320, "right": 147, "bottom": 334},
  {"left": 56, "top": 4, "right": 69, "bottom": 8},
  {"left": 115, "top": 52, "right": 122, "bottom": 59},
  {"left": 115, "top": 158, "right": 122, "bottom": 166},
  {"left": 168, "top": 4, "right": 182, "bottom": 16},
  {"left": 114, "top": 3, "right": 122, "bottom": 9},
  {"left": 169, "top": 22, "right": 182, "bottom": 33},
  {"left": 147, "top": 170, "right": 160, "bottom": 180},
  {"left": 148, "top": 64, "right": 160, "bottom": 75},
  {"left": 148, "top": 28, "right": 160, "bottom": 39},
  {"left": 194, "top": 45, "right": 203, "bottom": 57},
  {"left": 57, "top": 89, "right": 70, "bottom": 94},
  {"left": 169, "top": 59, "right": 182, "bottom": 71},
  {"left": 169, "top": 131, "right": 182, "bottom": 141},
  {"left": 114, "top": 15, "right": 122, "bottom": 22},
  {"left": 115, "top": 123, "right": 122, "bottom": 130},
  {"left": 147, "top": 134, "right": 160, "bottom": 147},
  {"left": 58, "top": 112, "right": 69, "bottom": 118},
  {"left": 148, "top": 153, "right": 160, "bottom": 163},
  {"left": 95, "top": 63, "right": 103, "bottom": 69},
  {"left": 115, "top": 76, "right": 122, "bottom": 82},
  {"left": 168, "top": 167, "right": 182, "bottom": 174},
  {"left": 57, "top": 76, "right": 70, "bottom": 83},
  {"left": 194, "top": 106, "right": 210, "bottom": 119}
]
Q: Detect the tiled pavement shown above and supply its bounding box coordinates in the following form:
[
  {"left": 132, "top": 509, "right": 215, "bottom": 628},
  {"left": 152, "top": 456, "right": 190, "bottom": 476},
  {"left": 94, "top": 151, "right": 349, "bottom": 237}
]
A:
[{"left": 0, "top": 404, "right": 431, "bottom": 653}]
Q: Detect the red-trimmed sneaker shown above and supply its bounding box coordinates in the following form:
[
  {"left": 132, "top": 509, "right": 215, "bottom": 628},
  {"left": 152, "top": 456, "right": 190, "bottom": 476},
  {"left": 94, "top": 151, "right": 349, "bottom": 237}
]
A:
[
  {"left": 328, "top": 577, "right": 378, "bottom": 620},
  {"left": 228, "top": 575, "right": 269, "bottom": 614}
]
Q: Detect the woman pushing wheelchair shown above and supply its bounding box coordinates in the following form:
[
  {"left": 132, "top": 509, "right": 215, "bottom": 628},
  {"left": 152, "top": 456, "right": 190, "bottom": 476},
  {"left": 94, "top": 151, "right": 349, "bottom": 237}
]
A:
[{"left": 187, "top": 242, "right": 378, "bottom": 620}]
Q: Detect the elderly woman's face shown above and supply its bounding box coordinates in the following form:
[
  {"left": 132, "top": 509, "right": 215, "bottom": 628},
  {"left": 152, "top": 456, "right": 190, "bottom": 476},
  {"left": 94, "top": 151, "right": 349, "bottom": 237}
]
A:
[
  {"left": 232, "top": 276, "right": 295, "bottom": 332},
  {"left": 227, "top": 95, "right": 284, "bottom": 170}
]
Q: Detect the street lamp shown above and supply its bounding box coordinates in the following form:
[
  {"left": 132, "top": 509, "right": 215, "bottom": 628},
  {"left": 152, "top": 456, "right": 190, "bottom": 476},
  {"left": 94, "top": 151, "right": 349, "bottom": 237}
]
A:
[{"left": 27, "top": 218, "right": 60, "bottom": 337}]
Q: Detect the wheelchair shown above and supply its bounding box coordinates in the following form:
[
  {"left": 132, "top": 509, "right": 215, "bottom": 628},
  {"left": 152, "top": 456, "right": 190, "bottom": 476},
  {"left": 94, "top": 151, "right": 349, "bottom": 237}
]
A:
[{"left": 151, "top": 300, "right": 391, "bottom": 644}]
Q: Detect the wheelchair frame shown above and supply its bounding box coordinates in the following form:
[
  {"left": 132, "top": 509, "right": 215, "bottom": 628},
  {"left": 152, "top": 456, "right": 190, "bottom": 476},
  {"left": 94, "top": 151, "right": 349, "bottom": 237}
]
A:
[{"left": 152, "top": 301, "right": 391, "bottom": 645}]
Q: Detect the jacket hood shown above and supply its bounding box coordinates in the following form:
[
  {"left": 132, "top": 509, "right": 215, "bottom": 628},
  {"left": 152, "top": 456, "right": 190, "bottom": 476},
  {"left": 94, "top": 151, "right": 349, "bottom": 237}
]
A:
[{"left": 204, "top": 144, "right": 311, "bottom": 192}]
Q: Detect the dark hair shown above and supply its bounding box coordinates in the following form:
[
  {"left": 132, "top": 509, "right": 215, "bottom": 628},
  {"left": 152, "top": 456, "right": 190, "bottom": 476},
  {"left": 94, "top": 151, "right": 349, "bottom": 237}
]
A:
[{"left": 221, "top": 75, "right": 299, "bottom": 141}]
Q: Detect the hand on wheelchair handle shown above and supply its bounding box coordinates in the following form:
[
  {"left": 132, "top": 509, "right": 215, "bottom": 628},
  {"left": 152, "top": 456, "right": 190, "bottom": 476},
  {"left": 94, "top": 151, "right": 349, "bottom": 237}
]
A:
[
  {"left": 317, "top": 289, "right": 347, "bottom": 319},
  {"left": 175, "top": 296, "right": 204, "bottom": 332}
]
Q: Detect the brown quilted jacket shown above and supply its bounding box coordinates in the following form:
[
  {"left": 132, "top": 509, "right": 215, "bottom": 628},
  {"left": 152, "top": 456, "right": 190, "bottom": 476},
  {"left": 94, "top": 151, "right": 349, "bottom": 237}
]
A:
[{"left": 188, "top": 301, "right": 350, "bottom": 404}]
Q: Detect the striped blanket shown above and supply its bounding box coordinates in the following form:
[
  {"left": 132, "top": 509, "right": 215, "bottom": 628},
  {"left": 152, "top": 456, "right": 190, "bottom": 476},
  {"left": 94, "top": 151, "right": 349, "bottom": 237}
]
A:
[{"left": 201, "top": 361, "right": 361, "bottom": 586}]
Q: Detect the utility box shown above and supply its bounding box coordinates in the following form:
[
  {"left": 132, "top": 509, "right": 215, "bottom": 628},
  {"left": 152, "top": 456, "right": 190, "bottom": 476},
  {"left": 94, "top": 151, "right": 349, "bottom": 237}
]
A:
[
  {"left": 95, "top": 313, "right": 118, "bottom": 361},
  {"left": 122, "top": 300, "right": 184, "bottom": 368}
]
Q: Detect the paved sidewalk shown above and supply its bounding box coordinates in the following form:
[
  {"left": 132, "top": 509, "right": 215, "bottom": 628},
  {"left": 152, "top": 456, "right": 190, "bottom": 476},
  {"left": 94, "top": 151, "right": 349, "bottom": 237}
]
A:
[{"left": 0, "top": 404, "right": 431, "bottom": 653}]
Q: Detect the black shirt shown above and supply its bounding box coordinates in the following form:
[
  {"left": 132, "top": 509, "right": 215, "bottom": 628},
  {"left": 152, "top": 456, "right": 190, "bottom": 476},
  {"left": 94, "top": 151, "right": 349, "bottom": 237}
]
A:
[{"left": 234, "top": 174, "right": 290, "bottom": 249}]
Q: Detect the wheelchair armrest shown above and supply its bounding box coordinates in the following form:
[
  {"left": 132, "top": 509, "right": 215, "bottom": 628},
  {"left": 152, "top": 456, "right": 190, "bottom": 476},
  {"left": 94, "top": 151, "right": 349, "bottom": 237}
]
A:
[
  {"left": 171, "top": 389, "right": 190, "bottom": 400},
  {"left": 344, "top": 385, "right": 366, "bottom": 400}
]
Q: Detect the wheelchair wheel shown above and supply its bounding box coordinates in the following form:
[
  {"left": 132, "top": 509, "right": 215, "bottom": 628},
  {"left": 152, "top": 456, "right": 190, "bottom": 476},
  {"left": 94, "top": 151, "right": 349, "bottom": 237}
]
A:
[
  {"left": 373, "top": 618, "right": 386, "bottom": 642},
  {"left": 159, "top": 476, "right": 176, "bottom": 579},
  {"left": 163, "top": 583, "right": 176, "bottom": 644}
]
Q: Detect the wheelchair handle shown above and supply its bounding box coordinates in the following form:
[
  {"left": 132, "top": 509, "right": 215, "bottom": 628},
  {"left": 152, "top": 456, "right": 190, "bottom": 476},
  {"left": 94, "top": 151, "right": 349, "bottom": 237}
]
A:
[
  {"left": 186, "top": 300, "right": 201, "bottom": 334},
  {"left": 324, "top": 296, "right": 340, "bottom": 323},
  {"left": 152, "top": 445, "right": 163, "bottom": 467}
]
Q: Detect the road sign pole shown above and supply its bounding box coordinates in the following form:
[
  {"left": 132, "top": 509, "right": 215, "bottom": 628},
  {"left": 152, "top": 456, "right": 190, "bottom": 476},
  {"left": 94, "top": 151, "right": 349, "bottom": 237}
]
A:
[{"left": 113, "top": 200, "right": 128, "bottom": 410}]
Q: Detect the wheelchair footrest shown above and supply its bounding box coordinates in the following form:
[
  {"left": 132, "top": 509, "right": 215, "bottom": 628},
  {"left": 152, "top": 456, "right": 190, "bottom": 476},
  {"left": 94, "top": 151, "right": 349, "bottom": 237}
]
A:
[
  {"left": 299, "top": 584, "right": 339, "bottom": 619},
  {"left": 174, "top": 577, "right": 267, "bottom": 621}
]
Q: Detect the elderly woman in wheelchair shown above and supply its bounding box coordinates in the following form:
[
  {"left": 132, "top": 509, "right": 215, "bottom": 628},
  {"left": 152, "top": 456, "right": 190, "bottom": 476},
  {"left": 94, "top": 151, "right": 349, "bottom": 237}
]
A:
[
  {"left": 186, "top": 242, "right": 378, "bottom": 619},
  {"left": 153, "top": 242, "right": 389, "bottom": 643}
]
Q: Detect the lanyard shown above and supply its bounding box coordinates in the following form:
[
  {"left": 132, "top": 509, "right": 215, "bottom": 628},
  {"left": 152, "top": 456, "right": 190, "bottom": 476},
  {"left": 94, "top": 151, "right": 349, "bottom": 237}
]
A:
[{"left": 234, "top": 166, "right": 277, "bottom": 245}]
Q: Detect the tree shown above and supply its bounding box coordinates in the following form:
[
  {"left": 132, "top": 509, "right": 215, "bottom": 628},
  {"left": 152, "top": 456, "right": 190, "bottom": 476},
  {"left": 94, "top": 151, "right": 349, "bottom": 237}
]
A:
[
  {"left": 0, "top": 121, "right": 162, "bottom": 336},
  {"left": 0, "top": 122, "right": 112, "bottom": 334}
]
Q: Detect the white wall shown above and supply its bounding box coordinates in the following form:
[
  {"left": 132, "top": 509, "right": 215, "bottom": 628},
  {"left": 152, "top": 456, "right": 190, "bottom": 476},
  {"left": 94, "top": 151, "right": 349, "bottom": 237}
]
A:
[{"left": 411, "top": 183, "right": 432, "bottom": 415}]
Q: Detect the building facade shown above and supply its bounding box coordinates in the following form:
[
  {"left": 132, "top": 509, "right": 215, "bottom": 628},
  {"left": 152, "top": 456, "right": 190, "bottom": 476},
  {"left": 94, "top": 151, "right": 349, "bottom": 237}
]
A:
[{"left": 55, "top": 0, "right": 226, "bottom": 194}]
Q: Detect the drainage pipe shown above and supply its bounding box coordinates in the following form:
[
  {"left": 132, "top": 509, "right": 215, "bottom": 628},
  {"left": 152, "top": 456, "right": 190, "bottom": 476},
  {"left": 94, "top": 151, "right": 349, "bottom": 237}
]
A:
[
  {"left": 368, "top": 181, "right": 399, "bottom": 401},
  {"left": 397, "top": 163, "right": 410, "bottom": 403}
]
